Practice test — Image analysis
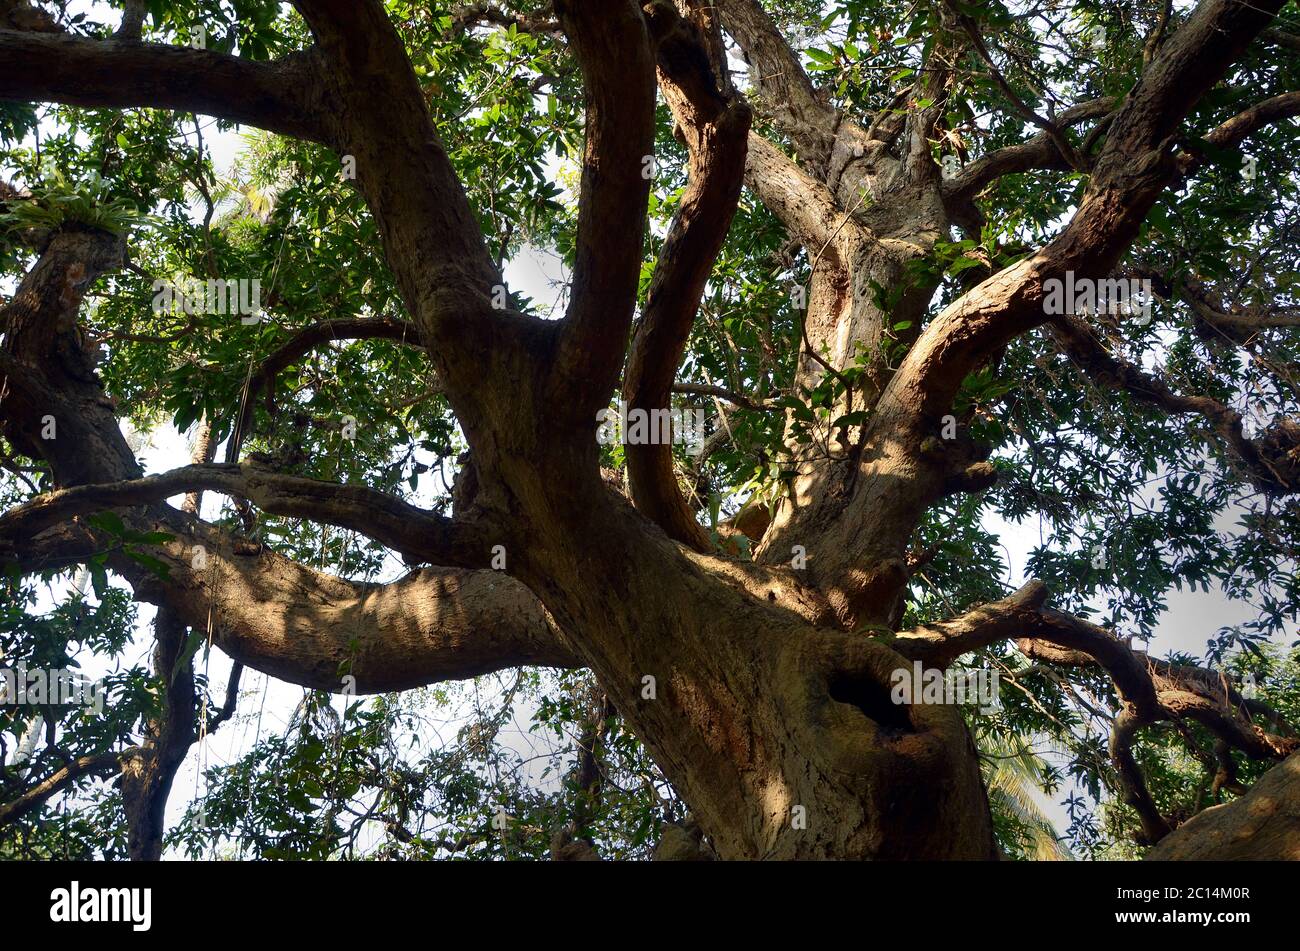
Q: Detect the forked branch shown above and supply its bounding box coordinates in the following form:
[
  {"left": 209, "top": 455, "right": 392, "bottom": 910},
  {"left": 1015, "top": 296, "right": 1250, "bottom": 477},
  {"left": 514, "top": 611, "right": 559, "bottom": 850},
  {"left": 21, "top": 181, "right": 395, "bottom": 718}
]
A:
[{"left": 623, "top": 0, "right": 752, "bottom": 551}]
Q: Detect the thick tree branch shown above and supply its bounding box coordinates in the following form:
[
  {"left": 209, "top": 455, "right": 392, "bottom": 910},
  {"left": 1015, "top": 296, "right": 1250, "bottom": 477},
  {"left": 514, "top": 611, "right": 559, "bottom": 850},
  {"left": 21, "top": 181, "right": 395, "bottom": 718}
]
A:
[
  {"left": 0, "top": 751, "right": 121, "bottom": 826},
  {"left": 0, "top": 497, "right": 581, "bottom": 694},
  {"left": 120, "top": 605, "right": 197, "bottom": 860},
  {"left": 0, "top": 215, "right": 578, "bottom": 700},
  {"left": 1111, "top": 709, "right": 1173, "bottom": 841},
  {"left": 622, "top": 1, "right": 751, "bottom": 551},
  {"left": 550, "top": 0, "right": 657, "bottom": 413},
  {"left": 890, "top": 0, "right": 1288, "bottom": 429},
  {"left": 0, "top": 227, "right": 139, "bottom": 488},
  {"left": 228, "top": 315, "right": 421, "bottom": 463},
  {"left": 781, "top": 0, "right": 1293, "bottom": 627},
  {"left": 0, "top": 517, "right": 102, "bottom": 574},
  {"left": 892, "top": 579, "right": 1298, "bottom": 842},
  {"left": 894, "top": 580, "right": 1159, "bottom": 713},
  {"left": 125, "top": 520, "right": 581, "bottom": 693},
  {"left": 114, "top": 0, "right": 146, "bottom": 42},
  {"left": 714, "top": 0, "right": 836, "bottom": 161},
  {"left": 1146, "top": 750, "right": 1300, "bottom": 859},
  {"left": 0, "top": 29, "right": 329, "bottom": 142},
  {"left": 1177, "top": 89, "right": 1300, "bottom": 173},
  {"left": 117, "top": 422, "right": 217, "bottom": 860},
  {"left": 288, "top": 0, "right": 514, "bottom": 426},
  {"left": 1050, "top": 315, "right": 1300, "bottom": 493},
  {"left": 743, "top": 132, "right": 846, "bottom": 247},
  {"left": 943, "top": 98, "right": 1116, "bottom": 204},
  {"left": 0, "top": 461, "right": 489, "bottom": 568},
  {"left": 450, "top": 3, "right": 561, "bottom": 36}
]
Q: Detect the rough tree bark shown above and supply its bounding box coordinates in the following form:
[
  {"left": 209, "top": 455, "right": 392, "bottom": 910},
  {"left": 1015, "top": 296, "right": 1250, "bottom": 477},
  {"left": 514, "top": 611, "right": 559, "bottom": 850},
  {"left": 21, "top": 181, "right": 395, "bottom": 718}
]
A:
[
  {"left": 1146, "top": 751, "right": 1300, "bottom": 860},
  {"left": 1, "top": 0, "right": 1298, "bottom": 859}
]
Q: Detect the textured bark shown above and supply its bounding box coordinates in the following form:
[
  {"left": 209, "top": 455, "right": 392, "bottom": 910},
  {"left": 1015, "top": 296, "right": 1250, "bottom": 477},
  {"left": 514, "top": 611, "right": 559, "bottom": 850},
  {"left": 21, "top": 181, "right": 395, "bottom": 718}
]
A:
[
  {"left": 895, "top": 580, "right": 1298, "bottom": 846},
  {"left": 0, "top": 227, "right": 137, "bottom": 486},
  {"left": 118, "top": 423, "right": 214, "bottom": 862},
  {"left": 753, "top": 0, "right": 1289, "bottom": 631},
  {"left": 714, "top": 0, "right": 838, "bottom": 163},
  {"left": 1146, "top": 752, "right": 1300, "bottom": 860},
  {"left": 119, "top": 608, "right": 197, "bottom": 861},
  {"left": 494, "top": 478, "right": 996, "bottom": 858},
  {"left": 1, "top": 0, "right": 1295, "bottom": 860},
  {"left": 0, "top": 461, "right": 491, "bottom": 567},
  {"left": 730, "top": 12, "right": 963, "bottom": 630},
  {"left": 0, "top": 28, "right": 328, "bottom": 141},
  {"left": 623, "top": 2, "right": 751, "bottom": 551}
]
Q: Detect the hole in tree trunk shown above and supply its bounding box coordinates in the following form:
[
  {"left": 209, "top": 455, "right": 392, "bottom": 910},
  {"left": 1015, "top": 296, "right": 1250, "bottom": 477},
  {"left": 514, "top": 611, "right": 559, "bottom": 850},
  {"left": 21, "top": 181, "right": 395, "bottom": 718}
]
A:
[{"left": 827, "top": 671, "right": 914, "bottom": 735}]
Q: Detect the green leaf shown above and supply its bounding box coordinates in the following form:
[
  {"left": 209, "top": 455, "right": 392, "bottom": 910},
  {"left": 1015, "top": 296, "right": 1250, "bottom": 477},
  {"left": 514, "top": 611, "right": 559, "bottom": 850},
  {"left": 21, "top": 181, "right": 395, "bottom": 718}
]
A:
[
  {"left": 87, "top": 511, "right": 126, "bottom": 536},
  {"left": 171, "top": 628, "right": 206, "bottom": 685},
  {"left": 88, "top": 561, "right": 108, "bottom": 599},
  {"left": 124, "top": 548, "right": 172, "bottom": 581}
]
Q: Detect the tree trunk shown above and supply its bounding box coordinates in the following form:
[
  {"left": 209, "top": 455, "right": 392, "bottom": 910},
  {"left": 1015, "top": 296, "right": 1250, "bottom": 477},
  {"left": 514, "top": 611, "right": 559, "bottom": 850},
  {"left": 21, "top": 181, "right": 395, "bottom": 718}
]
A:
[
  {"left": 478, "top": 435, "right": 996, "bottom": 858},
  {"left": 1146, "top": 752, "right": 1300, "bottom": 860},
  {"left": 1, "top": 0, "right": 1293, "bottom": 863},
  {"left": 119, "top": 608, "right": 197, "bottom": 861}
]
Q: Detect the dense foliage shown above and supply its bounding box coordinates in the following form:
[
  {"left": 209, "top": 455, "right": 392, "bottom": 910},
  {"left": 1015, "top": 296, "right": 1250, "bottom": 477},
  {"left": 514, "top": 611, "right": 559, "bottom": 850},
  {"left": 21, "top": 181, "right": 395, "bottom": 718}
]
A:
[{"left": 1, "top": 0, "right": 1297, "bottom": 859}]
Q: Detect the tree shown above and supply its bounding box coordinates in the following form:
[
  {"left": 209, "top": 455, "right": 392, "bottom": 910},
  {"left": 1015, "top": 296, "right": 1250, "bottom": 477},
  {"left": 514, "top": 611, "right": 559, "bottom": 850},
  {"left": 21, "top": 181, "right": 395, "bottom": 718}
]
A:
[{"left": 0, "top": 0, "right": 1298, "bottom": 860}]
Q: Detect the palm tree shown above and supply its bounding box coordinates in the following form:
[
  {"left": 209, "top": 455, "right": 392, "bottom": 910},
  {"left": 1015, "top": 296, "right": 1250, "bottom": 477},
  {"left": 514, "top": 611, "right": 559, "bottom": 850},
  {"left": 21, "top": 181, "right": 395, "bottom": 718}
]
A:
[{"left": 981, "top": 733, "right": 1074, "bottom": 861}]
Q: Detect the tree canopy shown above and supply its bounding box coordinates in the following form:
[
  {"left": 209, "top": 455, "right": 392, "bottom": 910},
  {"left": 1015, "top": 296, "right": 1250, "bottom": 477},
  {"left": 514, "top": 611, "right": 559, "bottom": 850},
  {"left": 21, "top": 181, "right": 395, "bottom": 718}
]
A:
[{"left": 0, "top": 0, "right": 1298, "bottom": 861}]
